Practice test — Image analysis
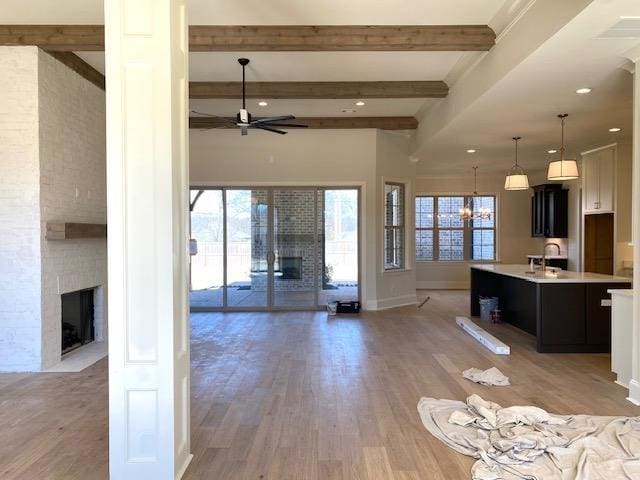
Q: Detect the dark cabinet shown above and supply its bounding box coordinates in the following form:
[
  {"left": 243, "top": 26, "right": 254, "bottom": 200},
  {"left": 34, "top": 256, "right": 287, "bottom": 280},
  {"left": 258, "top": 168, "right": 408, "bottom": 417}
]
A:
[{"left": 531, "top": 184, "right": 568, "bottom": 238}]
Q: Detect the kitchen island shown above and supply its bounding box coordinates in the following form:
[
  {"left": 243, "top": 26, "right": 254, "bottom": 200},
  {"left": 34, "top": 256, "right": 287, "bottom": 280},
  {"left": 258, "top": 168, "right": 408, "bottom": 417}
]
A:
[{"left": 470, "top": 264, "right": 631, "bottom": 353}]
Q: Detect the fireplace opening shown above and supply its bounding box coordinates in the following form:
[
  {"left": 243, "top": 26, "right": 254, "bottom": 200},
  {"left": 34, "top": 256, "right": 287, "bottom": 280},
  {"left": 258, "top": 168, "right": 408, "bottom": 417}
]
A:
[
  {"left": 61, "top": 288, "right": 95, "bottom": 355},
  {"left": 280, "top": 256, "right": 302, "bottom": 280}
]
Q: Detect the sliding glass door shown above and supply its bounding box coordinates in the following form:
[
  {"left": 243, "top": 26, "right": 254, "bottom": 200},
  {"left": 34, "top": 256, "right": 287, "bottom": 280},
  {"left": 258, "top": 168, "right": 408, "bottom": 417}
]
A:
[
  {"left": 189, "top": 187, "right": 359, "bottom": 311},
  {"left": 225, "top": 189, "right": 269, "bottom": 308}
]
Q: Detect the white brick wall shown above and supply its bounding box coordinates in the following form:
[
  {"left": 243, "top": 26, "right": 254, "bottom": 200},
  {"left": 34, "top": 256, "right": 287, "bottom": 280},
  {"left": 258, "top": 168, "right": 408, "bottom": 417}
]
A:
[
  {"left": 0, "top": 47, "right": 107, "bottom": 371},
  {"left": 38, "top": 50, "right": 107, "bottom": 370},
  {"left": 0, "top": 47, "right": 42, "bottom": 371}
]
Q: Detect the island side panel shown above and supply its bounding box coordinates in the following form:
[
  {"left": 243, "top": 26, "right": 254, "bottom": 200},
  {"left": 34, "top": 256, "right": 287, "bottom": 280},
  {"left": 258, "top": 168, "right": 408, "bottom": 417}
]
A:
[
  {"left": 470, "top": 268, "right": 502, "bottom": 317},
  {"left": 501, "top": 276, "right": 537, "bottom": 335},
  {"left": 538, "top": 284, "right": 586, "bottom": 352}
]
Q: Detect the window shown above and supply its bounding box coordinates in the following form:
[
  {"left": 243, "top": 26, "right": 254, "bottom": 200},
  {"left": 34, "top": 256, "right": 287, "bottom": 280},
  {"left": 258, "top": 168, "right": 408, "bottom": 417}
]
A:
[
  {"left": 415, "top": 195, "right": 496, "bottom": 261},
  {"left": 384, "top": 182, "right": 405, "bottom": 270}
]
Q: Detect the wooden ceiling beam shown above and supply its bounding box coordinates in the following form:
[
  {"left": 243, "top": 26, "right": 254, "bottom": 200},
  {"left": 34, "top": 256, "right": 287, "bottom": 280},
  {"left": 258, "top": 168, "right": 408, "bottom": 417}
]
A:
[
  {"left": 189, "top": 81, "right": 448, "bottom": 99},
  {"left": 0, "top": 25, "right": 495, "bottom": 52},
  {"left": 0, "top": 25, "right": 104, "bottom": 51},
  {"left": 189, "top": 116, "right": 418, "bottom": 130},
  {"left": 45, "top": 51, "right": 105, "bottom": 90}
]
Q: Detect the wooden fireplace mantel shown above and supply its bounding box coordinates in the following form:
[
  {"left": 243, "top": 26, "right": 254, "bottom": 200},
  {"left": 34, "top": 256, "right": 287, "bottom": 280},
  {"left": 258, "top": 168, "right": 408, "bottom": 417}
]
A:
[{"left": 45, "top": 222, "right": 107, "bottom": 240}]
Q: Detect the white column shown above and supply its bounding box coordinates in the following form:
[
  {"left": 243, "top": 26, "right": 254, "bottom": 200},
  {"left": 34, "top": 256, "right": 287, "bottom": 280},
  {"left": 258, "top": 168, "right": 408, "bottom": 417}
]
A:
[
  {"left": 105, "top": 0, "right": 191, "bottom": 478},
  {"left": 625, "top": 47, "right": 640, "bottom": 405}
]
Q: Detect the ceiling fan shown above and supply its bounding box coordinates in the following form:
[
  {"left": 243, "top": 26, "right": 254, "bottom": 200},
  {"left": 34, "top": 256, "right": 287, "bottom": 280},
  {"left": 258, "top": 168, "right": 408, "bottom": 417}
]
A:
[{"left": 192, "top": 58, "right": 308, "bottom": 136}]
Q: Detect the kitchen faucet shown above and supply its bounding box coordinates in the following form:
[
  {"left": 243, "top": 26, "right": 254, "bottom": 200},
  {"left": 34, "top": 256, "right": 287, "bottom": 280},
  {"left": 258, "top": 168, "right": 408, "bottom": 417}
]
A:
[{"left": 541, "top": 242, "right": 561, "bottom": 273}]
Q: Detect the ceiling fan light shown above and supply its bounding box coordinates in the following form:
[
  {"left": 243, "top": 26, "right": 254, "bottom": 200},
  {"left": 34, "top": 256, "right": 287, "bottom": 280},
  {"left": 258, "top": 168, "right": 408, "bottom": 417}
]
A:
[
  {"left": 547, "top": 159, "right": 579, "bottom": 180},
  {"left": 504, "top": 173, "right": 529, "bottom": 190}
]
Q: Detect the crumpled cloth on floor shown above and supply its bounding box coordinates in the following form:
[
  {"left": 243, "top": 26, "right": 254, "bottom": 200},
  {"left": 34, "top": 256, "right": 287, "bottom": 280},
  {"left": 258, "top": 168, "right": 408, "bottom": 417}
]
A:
[
  {"left": 417, "top": 394, "right": 640, "bottom": 479},
  {"left": 463, "top": 367, "right": 511, "bottom": 386}
]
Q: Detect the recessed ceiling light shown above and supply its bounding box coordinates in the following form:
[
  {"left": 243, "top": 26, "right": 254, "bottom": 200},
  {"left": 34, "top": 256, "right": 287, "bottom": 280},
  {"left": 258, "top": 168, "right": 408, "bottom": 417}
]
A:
[
  {"left": 548, "top": 149, "right": 557, "bottom": 154},
  {"left": 575, "top": 87, "right": 592, "bottom": 94},
  {"left": 355, "top": 101, "right": 366, "bottom": 106},
  {"left": 258, "top": 101, "right": 268, "bottom": 107},
  {"left": 342, "top": 108, "right": 356, "bottom": 113},
  {"left": 466, "top": 149, "right": 476, "bottom": 153},
  {"left": 609, "top": 127, "right": 621, "bottom": 132}
]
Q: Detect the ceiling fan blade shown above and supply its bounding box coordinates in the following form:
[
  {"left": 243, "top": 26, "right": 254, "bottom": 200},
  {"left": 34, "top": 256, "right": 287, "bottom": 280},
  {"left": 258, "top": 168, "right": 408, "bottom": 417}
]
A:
[
  {"left": 240, "top": 126, "right": 248, "bottom": 136},
  {"left": 190, "top": 110, "right": 221, "bottom": 117},
  {"left": 253, "top": 124, "right": 287, "bottom": 135},
  {"left": 251, "top": 115, "right": 295, "bottom": 125},
  {"left": 266, "top": 123, "right": 308, "bottom": 128}
]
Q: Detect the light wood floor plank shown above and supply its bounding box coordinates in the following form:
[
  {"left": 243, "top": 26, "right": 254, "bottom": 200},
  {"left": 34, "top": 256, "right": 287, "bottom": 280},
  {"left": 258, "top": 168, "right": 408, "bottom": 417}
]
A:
[{"left": 0, "top": 291, "right": 638, "bottom": 479}]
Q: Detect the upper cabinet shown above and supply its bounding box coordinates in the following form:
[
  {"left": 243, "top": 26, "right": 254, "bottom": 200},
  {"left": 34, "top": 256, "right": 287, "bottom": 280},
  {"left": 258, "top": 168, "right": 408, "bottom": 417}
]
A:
[
  {"left": 582, "top": 145, "right": 615, "bottom": 214},
  {"left": 531, "top": 184, "right": 568, "bottom": 238}
]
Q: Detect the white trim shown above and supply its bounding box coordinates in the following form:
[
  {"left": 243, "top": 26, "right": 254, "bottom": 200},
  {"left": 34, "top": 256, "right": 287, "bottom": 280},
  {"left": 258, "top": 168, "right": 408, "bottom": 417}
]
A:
[
  {"left": 364, "top": 293, "right": 417, "bottom": 311},
  {"left": 494, "top": 0, "right": 537, "bottom": 43},
  {"left": 415, "top": 192, "right": 499, "bottom": 262},
  {"left": 627, "top": 379, "right": 640, "bottom": 406},
  {"left": 382, "top": 176, "right": 413, "bottom": 273},
  {"left": 192, "top": 180, "right": 367, "bottom": 188},
  {"left": 175, "top": 454, "right": 193, "bottom": 480},
  {"left": 581, "top": 142, "right": 618, "bottom": 156},
  {"left": 417, "top": 281, "right": 469, "bottom": 290}
]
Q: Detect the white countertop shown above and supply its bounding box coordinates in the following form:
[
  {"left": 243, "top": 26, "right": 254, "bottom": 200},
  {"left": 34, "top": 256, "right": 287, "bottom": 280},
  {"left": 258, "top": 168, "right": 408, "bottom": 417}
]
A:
[
  {"left": 608, "top": 289, "right": 634, "bottom": 297},
  {"left": 471, "top": 264, "right": 632, "bottom": 284},
  {"left": 526, "top": 255, "right": 568, "bottom": 259}
]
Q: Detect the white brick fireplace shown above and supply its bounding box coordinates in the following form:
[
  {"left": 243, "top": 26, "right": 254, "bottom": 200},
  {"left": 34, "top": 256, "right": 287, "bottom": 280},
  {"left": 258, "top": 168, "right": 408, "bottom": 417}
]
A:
[{"left": 0, "top": 46, "right": 107, "bottom": 371}]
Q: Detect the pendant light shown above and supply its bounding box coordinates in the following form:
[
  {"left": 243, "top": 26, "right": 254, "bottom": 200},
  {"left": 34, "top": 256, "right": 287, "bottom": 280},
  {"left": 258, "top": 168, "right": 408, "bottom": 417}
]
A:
[
  {"left": 504, "top": 136, "right": 529, "bottom": 190},
  {"left": 547, "top": 114, "right": 579, "bottom": 180},
  {"left": 459, "top": 166, "right": 492, "bottom": 221}
]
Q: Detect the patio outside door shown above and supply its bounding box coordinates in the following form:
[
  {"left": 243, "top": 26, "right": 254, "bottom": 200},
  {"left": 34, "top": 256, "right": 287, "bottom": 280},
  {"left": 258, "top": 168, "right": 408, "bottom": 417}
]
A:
[{"left": 189, "top": 187, "right": 359, "bottom": 311}]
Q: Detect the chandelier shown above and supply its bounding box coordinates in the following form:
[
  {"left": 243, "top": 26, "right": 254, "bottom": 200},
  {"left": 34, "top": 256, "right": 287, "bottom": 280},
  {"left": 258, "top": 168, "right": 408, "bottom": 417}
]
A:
[{"left": 459, "top": 166, "right": 492, "bottom": 221}]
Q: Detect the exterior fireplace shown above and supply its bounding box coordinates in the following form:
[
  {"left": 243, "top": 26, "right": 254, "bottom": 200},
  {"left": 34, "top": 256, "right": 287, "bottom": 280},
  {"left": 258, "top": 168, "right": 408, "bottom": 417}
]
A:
[{"left": 61, "top": 288, "right": 96, "bottom": 355}]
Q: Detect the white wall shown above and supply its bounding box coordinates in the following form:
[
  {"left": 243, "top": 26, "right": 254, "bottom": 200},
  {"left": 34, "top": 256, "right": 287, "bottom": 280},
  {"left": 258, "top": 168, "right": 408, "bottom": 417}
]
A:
[
  {"left": 375, "top": 130, "right": 417, "bottom": 308},
  {"left": 189, "top": 128, "right": 417, "bottom": 309},
  {"left": 0, "top": 47, "right": 107, "bottom": 371},
  {"left": 38, "top": 50, "right": 107, "bottom": 369},
  {"left": 615, "top": 141, "right": 634, "bottom": 276},
  {"left": 0, "top": 47, "right": 42, "bottom": 371},
  {"left": 415, "top": 172, "right": 539, "bottom": 289}
]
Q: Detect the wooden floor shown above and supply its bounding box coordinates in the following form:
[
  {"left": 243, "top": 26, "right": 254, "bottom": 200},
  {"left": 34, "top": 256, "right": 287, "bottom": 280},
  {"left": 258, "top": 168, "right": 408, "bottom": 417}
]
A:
[{"left": 0, "top": 290, "right": 638, "bottom": 479}]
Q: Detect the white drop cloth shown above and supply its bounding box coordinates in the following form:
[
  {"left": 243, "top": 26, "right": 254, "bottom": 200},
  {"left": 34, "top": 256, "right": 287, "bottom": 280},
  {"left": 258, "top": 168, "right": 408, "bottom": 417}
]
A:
[
  {"left": 418, "top": 394, "right": 640, "bottom": 479},
  {"left": 463, "top": 367, "right": 511, "bottom": 386}
]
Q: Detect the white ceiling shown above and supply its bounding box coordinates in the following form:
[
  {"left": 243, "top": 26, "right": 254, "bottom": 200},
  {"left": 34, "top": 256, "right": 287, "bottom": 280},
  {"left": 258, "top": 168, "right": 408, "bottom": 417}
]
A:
[
  {"left": 7, "top": 0, "right": 636, "bottom": 177},
  {"left": 190, "top": 98, "right": 434, "bottom": 119},
  {"left": 414, "top": 0, "right": 640, "bottom": 175},
  {"left": 4, "top": 0, "right": 517, "bottom": 118},
  {"left": 76, "top": 51, "right": 459, "bottom": 117},
  {"left": 0, "top": 0, "right": 509, "bottom": 25},
  {"left": 77, "top": 50, "right": 465, "bottom": 82}
]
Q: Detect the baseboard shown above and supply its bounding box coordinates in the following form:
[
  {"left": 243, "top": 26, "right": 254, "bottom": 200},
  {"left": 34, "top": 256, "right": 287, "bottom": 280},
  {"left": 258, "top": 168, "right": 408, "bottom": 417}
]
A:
[
  {"left": 175, "top": 453, "right": 193, "bottom": 480},
  {"left": 416, "top": 281, "right": 469, "bottom": 290},
  {"left": 365, "top": 293, "right": 417, "bottom": 311},
  {"left": 627, "top": 379, "right": 640, "bottom": 406}
]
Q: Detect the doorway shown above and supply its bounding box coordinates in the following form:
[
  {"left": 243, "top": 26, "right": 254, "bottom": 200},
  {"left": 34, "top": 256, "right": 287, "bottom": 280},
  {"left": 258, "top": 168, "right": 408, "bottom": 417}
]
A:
[{"left": 189, "top": 187, "right": 360, "bottom": 311}]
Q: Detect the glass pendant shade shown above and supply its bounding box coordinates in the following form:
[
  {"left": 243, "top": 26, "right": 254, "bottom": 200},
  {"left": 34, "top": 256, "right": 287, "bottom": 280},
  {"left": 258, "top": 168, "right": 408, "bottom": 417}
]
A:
[{"left": 547, "top": 158, "right": 579, "bottom": 181}]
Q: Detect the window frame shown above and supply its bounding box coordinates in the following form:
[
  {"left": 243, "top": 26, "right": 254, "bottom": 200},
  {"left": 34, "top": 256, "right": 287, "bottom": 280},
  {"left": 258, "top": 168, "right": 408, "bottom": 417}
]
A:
[
  {"left": 383, "top": 181, "right": 407, "bottom": 271},
  {"left": 415, "top": 193, "right": 498, "bottom": 263}
]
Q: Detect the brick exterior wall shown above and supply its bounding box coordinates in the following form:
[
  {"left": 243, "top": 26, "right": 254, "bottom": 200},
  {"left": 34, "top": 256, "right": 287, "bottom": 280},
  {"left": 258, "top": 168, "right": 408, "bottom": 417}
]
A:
[
  {"left": 0, "top": 47, "right": 107, "bottom": 371},
  {"left": 251, "top": 190, "right": 321, "bottom": 292}
]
